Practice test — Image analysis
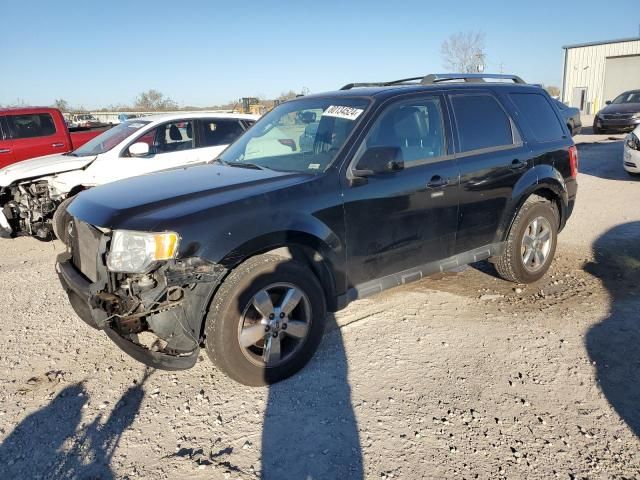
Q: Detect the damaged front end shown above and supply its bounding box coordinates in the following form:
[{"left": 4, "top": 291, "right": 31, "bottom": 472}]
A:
[
  {"left": 0, "top": 181, "right": 60, "bottom": 239},
  {"left": 56, "top": 220, "right": 227, "bottom": 370}
]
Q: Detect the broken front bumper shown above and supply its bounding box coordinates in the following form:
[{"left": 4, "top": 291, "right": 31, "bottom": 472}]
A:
[{"left": 56, "top": 252, "right": 225, "bottom": 371}]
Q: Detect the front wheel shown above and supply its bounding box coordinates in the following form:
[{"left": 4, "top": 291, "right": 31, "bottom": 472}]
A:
[
  {"left": 52, "top": 196, "right": 76, "bottom": 245},
  {"left": 204, "top": 254, "right": 327, "bottom": 386},
  {"left": 494, "top": 197, "right": 559, "bottom": 284}
]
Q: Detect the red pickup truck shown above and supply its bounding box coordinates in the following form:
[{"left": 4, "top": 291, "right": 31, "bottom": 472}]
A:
[{"left": 0, "top": 107, "right": 106, "bottom": 169}]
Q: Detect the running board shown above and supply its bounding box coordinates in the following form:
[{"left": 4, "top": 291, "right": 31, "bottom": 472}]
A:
[{"left": 337, "top": 242, "right": 505, "bottom": 308}]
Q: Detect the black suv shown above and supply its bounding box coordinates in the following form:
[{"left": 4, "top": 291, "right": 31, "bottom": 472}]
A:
[{"left": 57, "top": 73, "right": 578, "bottom": 385}]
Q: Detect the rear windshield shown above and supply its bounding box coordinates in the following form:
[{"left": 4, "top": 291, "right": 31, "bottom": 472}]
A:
[{"left": 72, "top": 121, "right": 151, "bottom": 156}]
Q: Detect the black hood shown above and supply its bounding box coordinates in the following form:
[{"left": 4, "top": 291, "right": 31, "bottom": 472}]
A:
[
  {"left": 600, "top": 103, "right": 640, "bottom": 114},
  {"left": 68, "top": 164, "right": 312, "bottom": 231}
]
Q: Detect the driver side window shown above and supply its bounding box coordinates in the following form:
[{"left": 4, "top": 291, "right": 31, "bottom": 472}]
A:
[
  {"left": 131, "top": 121, "right": 195, "bottom": 155},
  {"left": 355, "top": 96, "right": 446, "bottom": 169}
]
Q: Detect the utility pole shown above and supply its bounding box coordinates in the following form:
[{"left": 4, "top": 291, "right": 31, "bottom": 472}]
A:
[{"left": 499, "top": 62, "right": 505, "bottom": 74}]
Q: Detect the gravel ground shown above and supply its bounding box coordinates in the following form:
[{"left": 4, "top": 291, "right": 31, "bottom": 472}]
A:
[{"left": 0, "top": 130, "right": 639, "bottom": 479}]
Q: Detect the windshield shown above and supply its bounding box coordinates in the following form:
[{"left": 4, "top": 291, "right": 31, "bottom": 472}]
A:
[
  {"left": 72, "top": 120, "right": 151, "bottom": 156},
  {"left": 218, "top": 97, "right": 370, "bottom": 173},
  {"left": 612, "top": 91, "right": 640, "bottom": 104}
]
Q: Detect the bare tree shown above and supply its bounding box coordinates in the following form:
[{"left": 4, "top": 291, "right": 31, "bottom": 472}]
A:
[
  {"left": 52, "top": 99, "right": 70, "bottom": 112},
  {"left": 133, "top": 89, "right": 178, "bottom": 111},
  {"left": 277, "top": 90, "right": 299, "bottom": 102},
  {"left": 441, "top": 31, "right": 486, "bottom": 73},
  {"left": 545, "top": 86, "right": 560, "bottom": 97}
]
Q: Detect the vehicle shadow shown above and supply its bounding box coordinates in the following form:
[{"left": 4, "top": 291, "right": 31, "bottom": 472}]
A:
[
  {"left": 0, "top": 367, "right": 153, "bottom": 479},
  {"left": 575, "top": 140, "right": 636, "bottom": 181},
  {"left": 584, "top": 221, "right": 640, "bottom": 436},
  {"left": 229, "top": 255, "right": 363, "bottom": 479},
  {"left": 261, "top": 313, "right": 363, "bottom": 479}
]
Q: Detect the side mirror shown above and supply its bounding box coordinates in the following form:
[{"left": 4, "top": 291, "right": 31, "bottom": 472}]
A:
[
  {"left": 605, "top": 100, "right": 612, "bottom": 105},
  {"left": 129, "top": 142, "right": 150, "bottom": 157},
  {"left": 353, "top": 146, "right": 403, "bottom": 176}
]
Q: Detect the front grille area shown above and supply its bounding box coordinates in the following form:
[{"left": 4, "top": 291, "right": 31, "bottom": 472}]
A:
[
  {"left": 602, "top": 113, "right": 634, "bottom": 120},
  {"left": 70, "top": 219, "right": 103, "bottom": 282}
]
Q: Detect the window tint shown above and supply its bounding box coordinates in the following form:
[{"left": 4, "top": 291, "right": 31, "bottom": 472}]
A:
[
  {"left": 451, "top": 95, "right": 513, "bottom": 152},
  {"left": 7, "top": 114, "right": 57, "bottom": 139},
  {"left": 136, "top": 121, "right": 194, "bottom": 154},
  {"left": 356, "top": 96, "right": 446, "bottom": 166},
  {"left": 511, "top": 93, "right": 565, "bottom": 142},
  {"left": 200, "top": 119, "right": 245, "bottom": 147}
]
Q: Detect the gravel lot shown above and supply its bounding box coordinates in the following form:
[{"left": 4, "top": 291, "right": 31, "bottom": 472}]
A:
[{"left": 0, "top": 128, "right": 639, "bottom": 479}]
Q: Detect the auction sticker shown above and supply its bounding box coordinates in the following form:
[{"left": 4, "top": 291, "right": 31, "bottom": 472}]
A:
[{"left": 323, "top": 105, "right": 364, "bottom": 121}]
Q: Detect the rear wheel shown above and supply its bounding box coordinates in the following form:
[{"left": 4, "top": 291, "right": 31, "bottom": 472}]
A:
[
  {"left": 52, "top": 196, "right": 76, "bottom": 245},
  {"left": 494, "top": 197, "right": 559, "bottom": 284},
  {"left": 204, "top": 254, "right": 326, "bottom": 386}
]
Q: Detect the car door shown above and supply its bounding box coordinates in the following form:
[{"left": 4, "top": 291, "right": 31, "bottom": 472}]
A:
[
  {"left": 448, "top": 91, "right": 534, "bottom": 253},
  {"left": 197, "top": 118, "right": 248, "bottom": 161},
  {"left": 342, "top": 94, "right": 460, "bottom": 289},
  {"left": 0, "top": 117, "right": 16, "bottom": 168},
  {"left": 5, "top": 112, "right": 67, "bottom": 161},
  {"left": 91, "top": 120, "right": 201, "bottom": 184}
]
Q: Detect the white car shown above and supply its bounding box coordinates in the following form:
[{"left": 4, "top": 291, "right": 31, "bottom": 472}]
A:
[
  {"left": 0, "top": 112, "right": 258, "bottom": 240},
  {"left": 623, "top": 125, "right": 640, "bottom": 177}
]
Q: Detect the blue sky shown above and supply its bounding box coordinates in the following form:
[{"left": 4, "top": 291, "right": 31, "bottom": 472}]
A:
[{"left": 1, "top": 0, "right": 638, "bottom": 108}]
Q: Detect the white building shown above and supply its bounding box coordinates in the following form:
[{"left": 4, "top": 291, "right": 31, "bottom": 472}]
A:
[{"left": 561, "top": 37, "right": 640, "bottom": 114}]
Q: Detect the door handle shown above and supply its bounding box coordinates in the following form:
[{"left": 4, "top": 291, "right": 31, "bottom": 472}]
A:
[
  {"left": 52, "top": 142, "right": 65, "bottom": 148},
  {"left": 0, "top": 148, "right": 11, "bottom": 154},
  {"left": 427, "top": 175, "right": 448, "bottom": 189},
  {"left": 509, "top": 159, "right": 527, "bottom": 170}
]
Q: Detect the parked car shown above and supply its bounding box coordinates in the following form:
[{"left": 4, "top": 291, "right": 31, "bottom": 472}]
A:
[
  {"left": 56, "top": 73, "right": 577, "bottom": 386},
  {"left": 0, "top": 107, "right": 105, "bottom": 169},
  {"left": 623, "top": 125, "right": 640, "bottom": 176},
  {"left": 553, "top": 99, "right": 582, "bottom": 135},
  {"left": 69, "top": 113, "right": 102, "bottom": 129},
  {"left": 0, "top": 112, "right": 257, "bottom": 239},
  {"left": 593, "top": 90, "right": 640, "bottom": 134}
]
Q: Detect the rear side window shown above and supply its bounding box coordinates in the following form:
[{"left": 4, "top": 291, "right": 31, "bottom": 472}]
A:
[
  {"left": 7, "top": 113, "right": 57, "bottom": 139},
  {"left": 200, "top": 119, "right": 245, "bottom": 147},
  {"left": 511, "top": 93, "right": 565, "bottom": 142},
  {"left": 450, "top": 95, "right": 513, "bottom": 152}
]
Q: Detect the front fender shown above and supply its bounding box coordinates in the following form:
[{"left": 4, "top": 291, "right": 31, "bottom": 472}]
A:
[{"left": 177, "top": 212, "right": 346, "bottom": 298}]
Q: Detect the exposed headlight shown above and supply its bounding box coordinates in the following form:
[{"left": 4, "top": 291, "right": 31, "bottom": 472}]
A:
[
  {"left": 626, "top": 132, "right": 640, "bottom": 151},
  {"left": 633, "top": 112, "right": 640, "bottom": 119},
  {"left": 107, "top": 230, "right": 179, "bottom": 273}
]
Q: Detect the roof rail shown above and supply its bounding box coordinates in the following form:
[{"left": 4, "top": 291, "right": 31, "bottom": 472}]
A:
[
  {"left": 420, "top": 73, "right": 526, "bottom": 84},
  {"left": 340, "top": 76, "right": 424, "bottom": 90},
  {"left": 340, "top": 73, "right": 527, "bottom": 90}
]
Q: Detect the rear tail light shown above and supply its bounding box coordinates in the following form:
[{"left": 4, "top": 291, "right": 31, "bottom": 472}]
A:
[
  {"left": 278, "top": 139, "right": 297, "bottom": 151},
  {"left": 568, "top": 145, "right": 578, "bottom": 178}
]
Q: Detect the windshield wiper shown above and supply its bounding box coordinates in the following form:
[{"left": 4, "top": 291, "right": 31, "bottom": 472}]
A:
[{"left": 225, "top": 162, "right": 269, "bottom": 171}]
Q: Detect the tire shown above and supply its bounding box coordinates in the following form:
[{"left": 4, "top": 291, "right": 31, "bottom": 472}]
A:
[
  {"left": 204, "top": 254, "right": 327, "bottom": 386},
  {"left": 52, "top": 196, "right": 76, "bottom": 245},
  {"left": 627, "top": 171, "right": 640, "bottom": 178},
  {"left": 592, "top": 122, "right": 603, "bottom": 135},
  {"left": 494, "top": 196, "right": 559, "bottom": 284}
]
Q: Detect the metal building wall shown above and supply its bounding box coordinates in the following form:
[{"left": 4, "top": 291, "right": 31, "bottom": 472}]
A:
[{"left": 562, "top": 39, "right": 640, "bottom": 114}]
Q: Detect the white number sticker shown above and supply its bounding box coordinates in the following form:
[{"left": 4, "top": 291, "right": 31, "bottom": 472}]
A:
[{"left": 322, "top": 105, "right": 364, "bottom": 121}]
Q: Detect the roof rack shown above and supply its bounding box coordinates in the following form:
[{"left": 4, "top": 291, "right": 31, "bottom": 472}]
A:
[{"left": 340, "top": 73, "right": 526, "bottom": 90}]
